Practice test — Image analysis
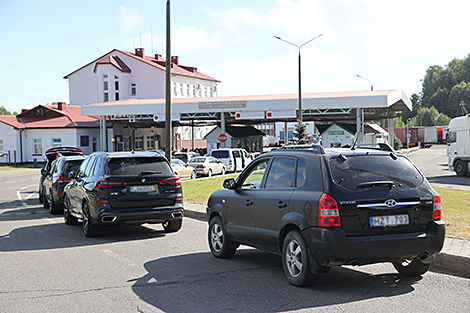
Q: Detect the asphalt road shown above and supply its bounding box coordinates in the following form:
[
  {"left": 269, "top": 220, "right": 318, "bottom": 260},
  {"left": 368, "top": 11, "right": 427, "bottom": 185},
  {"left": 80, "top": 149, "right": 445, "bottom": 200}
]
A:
[
  {"left": 406, "top": 144, "right": 470, "bottom": 190},
  {"left": 1, "top": 167, "right": 469, "bottom": 313}
]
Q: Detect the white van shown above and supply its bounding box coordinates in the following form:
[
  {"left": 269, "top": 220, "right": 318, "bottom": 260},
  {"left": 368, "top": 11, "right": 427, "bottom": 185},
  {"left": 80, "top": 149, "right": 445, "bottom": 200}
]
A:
[{"left": 211, "top": 148, "right": 249, "bottom": 172}]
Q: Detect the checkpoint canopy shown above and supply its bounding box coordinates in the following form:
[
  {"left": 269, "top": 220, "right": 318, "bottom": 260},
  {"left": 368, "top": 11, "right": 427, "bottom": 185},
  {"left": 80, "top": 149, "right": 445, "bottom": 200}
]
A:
[{"left": 81, "top": 89, "right": 411, "bottom": 124}]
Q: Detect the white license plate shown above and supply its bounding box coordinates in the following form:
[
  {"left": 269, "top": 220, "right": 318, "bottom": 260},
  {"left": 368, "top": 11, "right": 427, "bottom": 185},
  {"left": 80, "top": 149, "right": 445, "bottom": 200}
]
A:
[
  {"left": 130, "top": 185, "right": 157, "bottom": 193},
  {"left": 370, "top": 214, "right": 409, "bottom": 227}
]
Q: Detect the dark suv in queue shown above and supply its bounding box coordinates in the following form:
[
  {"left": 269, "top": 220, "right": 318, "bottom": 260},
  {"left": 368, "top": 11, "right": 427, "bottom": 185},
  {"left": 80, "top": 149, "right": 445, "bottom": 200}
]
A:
[
  {"left": 39, "top": 147, "right": 84, "bottom": 203},
  {"left": 207, "top": 144, "right": 445, "bottom": 286},
  {"left": 43, "top": 155, "right": 85, "bottom": 214},
  {"left": 63, "top": 151, "right": 184, "bottom": 237}
]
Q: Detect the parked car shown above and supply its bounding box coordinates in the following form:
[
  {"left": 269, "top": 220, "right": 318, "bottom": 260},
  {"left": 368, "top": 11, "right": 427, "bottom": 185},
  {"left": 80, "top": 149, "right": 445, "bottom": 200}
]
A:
[
  {"left": 207, "top": 144, "right": 445, "bottom": 286},
  {"left": 39, "top": 147, "right": 84, "bottom": 203},
  {"left": 173, "top": 151, "right": 199, "bottom": 164},
  {"left": 210, "top": 148, "right": 249, "bottom": 172},
  {"left": 171, "top": 158, "right": 197, "bottom": 179},
  {"left": 63, "top": 151, "right": 184, "bottom": 237},
  {"left": 43, "top": 155, "right": 85, "bottom": 214},
  {"left": 188, "top": 156, "right": 226, "bottom": 177}
]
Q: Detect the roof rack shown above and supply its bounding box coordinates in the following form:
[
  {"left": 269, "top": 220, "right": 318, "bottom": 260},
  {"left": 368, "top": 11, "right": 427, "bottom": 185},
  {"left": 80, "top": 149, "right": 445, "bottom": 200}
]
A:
[
  {"left": 275, "top": 144, "right": 325, "bottom": 154},
  {"left": 346, "top": 143, "right": 395, "bottom": 152}
]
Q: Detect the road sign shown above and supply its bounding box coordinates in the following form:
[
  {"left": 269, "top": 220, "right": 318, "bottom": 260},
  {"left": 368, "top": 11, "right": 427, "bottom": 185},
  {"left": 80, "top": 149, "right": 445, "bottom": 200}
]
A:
[
  {"left": 153, "top": 114, "right": 159, "bottom": 122},
  {"left": 218, "top": 133, "right": 228, "bottom": 143},
  {"left": 406, "top": 133, "right": 411, "bottom": 139},
  {"left": 312, "top": 134, "right": 320, "bottom": 144}
]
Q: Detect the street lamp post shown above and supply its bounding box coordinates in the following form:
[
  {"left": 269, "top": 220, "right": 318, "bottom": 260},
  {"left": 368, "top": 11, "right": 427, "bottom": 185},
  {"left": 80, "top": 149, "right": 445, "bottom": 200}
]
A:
[
  {"left": 275, "top": 34, "right": 323, "bottom": 122},
  {"left": 356, "top": 74, "right": 373, "bottom": 91}
]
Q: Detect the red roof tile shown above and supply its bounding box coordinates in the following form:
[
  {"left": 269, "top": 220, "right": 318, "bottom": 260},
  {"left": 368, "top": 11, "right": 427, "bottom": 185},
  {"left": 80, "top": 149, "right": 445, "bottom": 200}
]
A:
[
  {"left": 0, "top": 105, "right": 99, "bottom": 129},
  {"left": 94, "top": 56, "right": 131, "bottom": 73}
]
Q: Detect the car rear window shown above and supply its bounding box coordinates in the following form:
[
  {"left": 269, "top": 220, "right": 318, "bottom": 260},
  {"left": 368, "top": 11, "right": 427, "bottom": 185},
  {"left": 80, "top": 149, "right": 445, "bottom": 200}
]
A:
[
  {"left": 106, "top": 157, "right": 172, "bottom": 176},
  {"left": 212, "top": 151, "right": 229, "bottom": 159},
  {"left": 329, "top": 154, "right": 424, "bottom": 190},
  {"left": 63, "top": 160, "right": 83, "bottom": 174},
  {"left": 189, "top": 157, "right": 206, "bottom": 163}
]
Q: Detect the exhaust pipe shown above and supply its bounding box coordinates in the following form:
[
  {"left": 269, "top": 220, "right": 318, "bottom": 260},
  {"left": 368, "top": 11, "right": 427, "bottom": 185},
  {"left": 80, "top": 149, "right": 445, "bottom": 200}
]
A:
[
  {"left": 101, "top": 215, "right": 117, "bottom": 223},
  {"left": 171, "top": 211, "right": 183, "bottom": 219}
]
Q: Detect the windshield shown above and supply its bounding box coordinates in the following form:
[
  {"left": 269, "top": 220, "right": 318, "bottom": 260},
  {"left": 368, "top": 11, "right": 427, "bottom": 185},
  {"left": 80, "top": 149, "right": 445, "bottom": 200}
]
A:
[
  {"left": 329, "top": 154, "right": 424, "bottom": 190},
  {"left": 189, "top": 157, "right": 206, "bottom": 163},
  {"left": 212, "top": 151, "right": 229, "bottom": 159}
]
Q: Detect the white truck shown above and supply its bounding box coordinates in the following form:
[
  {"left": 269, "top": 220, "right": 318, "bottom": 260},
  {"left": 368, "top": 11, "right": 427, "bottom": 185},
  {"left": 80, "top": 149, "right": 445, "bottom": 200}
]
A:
[{"left": 447, "top": 114, "right": 470, "bottom": 176}]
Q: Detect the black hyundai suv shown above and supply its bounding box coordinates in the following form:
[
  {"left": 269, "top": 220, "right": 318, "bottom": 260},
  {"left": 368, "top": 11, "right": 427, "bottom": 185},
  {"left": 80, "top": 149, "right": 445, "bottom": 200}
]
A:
[
  {"left": 207, "top": 144, "right": 445, "bottom": 286},
  {"left": 63, "top": 151, "right": 184, "bottom": 237}
]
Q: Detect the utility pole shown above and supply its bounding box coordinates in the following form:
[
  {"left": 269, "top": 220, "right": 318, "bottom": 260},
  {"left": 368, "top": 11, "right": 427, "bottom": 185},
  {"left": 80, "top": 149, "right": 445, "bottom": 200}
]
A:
[{"left": 165, "top": 0, "right": 172, "bottom": 161}]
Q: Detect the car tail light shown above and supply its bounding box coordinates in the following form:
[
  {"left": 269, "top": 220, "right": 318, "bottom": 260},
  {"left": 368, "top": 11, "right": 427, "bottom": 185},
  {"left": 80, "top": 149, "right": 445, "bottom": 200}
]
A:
[
  {"left": 57, "top": 174, "right": 71, "bottom": 183},
  {"left": 433, "top": 190, "right": 442, "bottom": 221},
  {"left": 95, "top": 180, "right": 127, "bottom": 188},
  {"left": 229, "top": 160, "right": 233, "bottom": 166},
  {"left": 160, "top": 177, "right": 181, "bottom": 186},
  {"left": 196, "top": 165, "right": 205, "bottom": 169},
  {"left": 318, "top": 193, "right": 341, "bottom": 227}
]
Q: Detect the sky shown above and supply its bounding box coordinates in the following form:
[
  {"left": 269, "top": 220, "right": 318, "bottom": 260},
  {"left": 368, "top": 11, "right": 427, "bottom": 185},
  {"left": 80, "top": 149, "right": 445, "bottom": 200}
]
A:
[{"left": 1, "top": 0, "right": 470, "bottom": 114}]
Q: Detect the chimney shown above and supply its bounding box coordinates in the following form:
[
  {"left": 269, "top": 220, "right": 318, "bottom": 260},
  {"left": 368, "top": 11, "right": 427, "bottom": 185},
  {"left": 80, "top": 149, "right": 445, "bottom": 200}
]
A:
[
  {"left": 171, "top": 56, "right": 179, "bottom": 65},
  {"left": 154, "top": 54, "right": 162, "bottom": 61},
  {"left": 135, "top": 48, "right": 145, "bottom": 57},
  {"left": 57, "top": 102, "right": 66, "bottom": 110},
  {"left": 21, "top": 109, "right": 28, "bottom": 114}
]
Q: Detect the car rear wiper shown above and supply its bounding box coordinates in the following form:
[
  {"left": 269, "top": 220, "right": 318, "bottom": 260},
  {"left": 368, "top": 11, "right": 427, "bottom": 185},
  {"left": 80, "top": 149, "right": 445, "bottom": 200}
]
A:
[
  {"left": 356, "top": 181, "right": 395, "bottom": 189},
  {"left": 139, "top": 171, "right": 161, "bottom": 175}
]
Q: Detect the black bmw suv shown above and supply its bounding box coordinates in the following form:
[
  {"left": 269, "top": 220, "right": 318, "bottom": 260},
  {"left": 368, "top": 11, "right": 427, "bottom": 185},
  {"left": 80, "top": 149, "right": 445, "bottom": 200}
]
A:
[
  {"left": 63, "top": 151, "right": 184, "bottom": 237},
  {"left": 207, "top": 144, "right": 445, "bottom": 286}
]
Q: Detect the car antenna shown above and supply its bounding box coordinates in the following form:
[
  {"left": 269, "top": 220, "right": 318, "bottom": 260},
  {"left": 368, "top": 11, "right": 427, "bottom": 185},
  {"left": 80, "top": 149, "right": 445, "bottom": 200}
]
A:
[{"left": 351, "top": 133, "right": 360, "bottom": 150}]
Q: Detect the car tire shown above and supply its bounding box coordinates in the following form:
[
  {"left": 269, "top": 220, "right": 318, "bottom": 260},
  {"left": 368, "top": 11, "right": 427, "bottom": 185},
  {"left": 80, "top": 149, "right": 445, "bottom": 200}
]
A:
[
  {"left": 39, "top": 189, "right": 44, "bottom": 203},
  {"left": 64, "top": 195, "right": 78, "bottom": 225},
  {"left": 282, "top": 230, "right": 317, "bottom": 287},
  {"left": 455, "top": 160, "right": 467, "bottom": 177},
  {"left": 392, "top": 258, "right": 431, "bottom": 276},
  {"left": 82, "top": 202, "right": 102, "bottom": 237},
  {"left": 43, "top": 193, "right": 50, "bottom": 209},
  {"left": 162, "top": 219, "right": 183, "bottom": 233},
  {"left": 207, "top": 169, "right": 212, "bottom": 177},
  {"left": 49, "top": 190, "right": 61, "bottom": 215},
  {"left": 191, "top": 170, "right": 196, "bottom": 180},
  {"left": 208, "top": 216, "right": 238, "bottom": 258}
]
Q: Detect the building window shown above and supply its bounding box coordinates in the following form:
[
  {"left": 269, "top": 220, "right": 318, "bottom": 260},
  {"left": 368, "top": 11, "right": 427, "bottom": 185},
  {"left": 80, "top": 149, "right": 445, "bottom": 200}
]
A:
[
  {"left": 115, "top": 92, "right": 119, "bottom": 101},
  {"left": 92, "top": 137, "right": 97, "bottom": 152},
  {"left": 52, "top": 138, "right": 61, "bottom": 148},
  {"left": 33, "top": 139, "right": 42, "bottom": 155},
  {"left": 146, "top": 135, "right": 155, "bottom": 149},
  {"left": 193, "top": 85, "right": 196, "bottom": 96},
  {"left": 80, "top": 135, "right": 89, "bottom": 147},
  {"left": 135, "top": 136, "right": 143, "bottom": 150},
  {"left": 187, "top": 84, "right": 190, "bottom": 96},
  {"left": 174, "top": 82, "right": 177, "bottom": 95},
  {"left": 0, "top": 139, "right": 3, "bottom": 154},
  {"left": 103, "top": 81, "right": 108, "bottom": 91},
  {"left": 180, "top": 84, "right": 184, "bottom": 96},
  {"left": 131, "top": 83, "right": 136, "bottom": 96},
  {"left": 115, "top": 80, "right": 119, "bottom": 91},
  {"left": 104, "top": 92, "right": 109, "bottom": 102}
]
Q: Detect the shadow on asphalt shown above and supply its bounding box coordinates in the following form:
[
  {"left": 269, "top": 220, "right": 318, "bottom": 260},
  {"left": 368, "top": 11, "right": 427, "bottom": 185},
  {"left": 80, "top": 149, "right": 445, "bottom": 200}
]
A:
[
  {"left": 0, "top": 220, "right": 167, "bottom": 252},
  {"left": 131, "top": 249, "right": 423, "bottom": 312}
]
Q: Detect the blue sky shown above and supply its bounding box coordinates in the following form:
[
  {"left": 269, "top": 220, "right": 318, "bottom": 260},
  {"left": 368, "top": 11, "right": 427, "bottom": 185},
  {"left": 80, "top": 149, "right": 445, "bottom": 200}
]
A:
[{"left": 1, "top": 0, "right": 470, "bottom": 113}]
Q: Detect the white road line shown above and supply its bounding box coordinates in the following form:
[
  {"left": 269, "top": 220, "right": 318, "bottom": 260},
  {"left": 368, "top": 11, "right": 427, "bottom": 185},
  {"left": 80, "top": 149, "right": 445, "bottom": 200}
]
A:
[
  {"left": 16, "top": 184, "right": 40, "bottom": 205},
  {"left": 102, "top": 249, "right": 137, "bottom": 266},
  {"left": 43, "top": 217, "right": 57, "bottom": 223}
]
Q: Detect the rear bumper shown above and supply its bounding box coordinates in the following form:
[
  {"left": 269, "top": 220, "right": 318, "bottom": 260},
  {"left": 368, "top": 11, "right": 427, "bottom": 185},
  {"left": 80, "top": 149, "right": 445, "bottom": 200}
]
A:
[
  {"left": 96, "top": 205, "right": 184, "bottom": 225},
  {"left": 302, "top": 220, "right": 446, "bottom": 267}
]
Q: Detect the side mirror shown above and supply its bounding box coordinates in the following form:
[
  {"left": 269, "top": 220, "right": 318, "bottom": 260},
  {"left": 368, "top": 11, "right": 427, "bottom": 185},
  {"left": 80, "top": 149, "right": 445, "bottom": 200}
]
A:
[
  {"left": 69, "top": 171, "right": 77, "bottom": 179},
  {"left": 223, "top": 178, "right": 236, "bottom": 190}
]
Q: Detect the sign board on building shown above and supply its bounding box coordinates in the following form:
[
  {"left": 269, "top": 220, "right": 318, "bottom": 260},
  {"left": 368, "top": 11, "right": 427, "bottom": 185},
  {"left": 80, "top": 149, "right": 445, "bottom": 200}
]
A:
[
  {"left": 266, "top": 110, "right": 297, "bottom": 119},
  {"left": 198, "top": 101, "right": 246, "bottom": 110},
  {"left": 329, "top": 130, "right": 345, "bottom": 135},
  {"left": 235, "top": 111, "right": 265, "bottom": 119},
  {"left": 153, "top": 114, "right": 180, "bottom": 122}
]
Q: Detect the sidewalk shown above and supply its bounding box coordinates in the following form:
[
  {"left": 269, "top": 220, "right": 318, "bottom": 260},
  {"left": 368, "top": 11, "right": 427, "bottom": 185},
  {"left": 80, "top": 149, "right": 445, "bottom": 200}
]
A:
[{"left": 184, "top": 201, "right": 470, "bottom": 276}]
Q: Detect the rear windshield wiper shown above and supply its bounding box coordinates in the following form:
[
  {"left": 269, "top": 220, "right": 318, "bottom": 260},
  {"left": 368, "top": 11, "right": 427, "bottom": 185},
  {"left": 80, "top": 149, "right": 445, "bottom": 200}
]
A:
[{"left": 356, "top": 181, "right": 395, "bottom": 189}]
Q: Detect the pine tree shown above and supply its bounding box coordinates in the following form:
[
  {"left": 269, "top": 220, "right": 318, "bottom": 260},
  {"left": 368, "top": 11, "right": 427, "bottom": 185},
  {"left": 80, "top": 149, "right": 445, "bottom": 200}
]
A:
[{"left": 293, "top": 120, "right": 309, "bottom": 144}]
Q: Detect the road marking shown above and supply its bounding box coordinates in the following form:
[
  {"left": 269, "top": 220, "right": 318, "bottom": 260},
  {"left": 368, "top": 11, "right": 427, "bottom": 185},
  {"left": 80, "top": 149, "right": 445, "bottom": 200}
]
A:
[
  {"left": 16, "top": 184, "right": 39, "bottom": 206},
  {"left": 43, "top": 217, "right": 57, "bottom": 223},
  {"left": 102, "top": 249, "right": 137, "bottom": 266}
]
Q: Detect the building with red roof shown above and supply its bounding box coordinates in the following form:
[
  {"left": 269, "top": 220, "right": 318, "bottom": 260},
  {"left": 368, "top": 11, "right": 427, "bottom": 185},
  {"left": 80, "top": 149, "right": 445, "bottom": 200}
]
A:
[
  {"left": 64, "top": 48, "right": 220, "bottom": 107},
  {"left": 0, "top": 102, "right": 99, "bottom": 164}
]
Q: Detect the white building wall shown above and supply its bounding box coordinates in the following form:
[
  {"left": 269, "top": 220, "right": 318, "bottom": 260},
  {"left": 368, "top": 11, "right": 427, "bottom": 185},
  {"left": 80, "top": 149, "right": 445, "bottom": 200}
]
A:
[
  {"left": 321, "top": 124, "right": 354, "bottom": 148},
  {"left": 0, "top": 122, "right": 19, "bottom": 163},
  {"left": 75, "top": 128, "right": 101, "bottom": 155}
]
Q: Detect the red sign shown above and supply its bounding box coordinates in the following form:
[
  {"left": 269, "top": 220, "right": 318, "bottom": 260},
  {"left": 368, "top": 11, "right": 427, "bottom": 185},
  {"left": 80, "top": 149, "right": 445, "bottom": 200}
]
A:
[{"left": 218, "top": 133, "right": 228, "bottom": 143}]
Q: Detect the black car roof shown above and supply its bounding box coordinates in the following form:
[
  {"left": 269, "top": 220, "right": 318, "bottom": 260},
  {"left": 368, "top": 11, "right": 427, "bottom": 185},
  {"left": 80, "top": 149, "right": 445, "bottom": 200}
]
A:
[{"left": 90, "top": 151, "right": 167, "bottom": 159}]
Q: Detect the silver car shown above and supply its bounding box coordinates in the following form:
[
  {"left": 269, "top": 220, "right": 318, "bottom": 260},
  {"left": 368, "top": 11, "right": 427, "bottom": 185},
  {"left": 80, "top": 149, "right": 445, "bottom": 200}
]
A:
[{"left": 188, "top": 156, "right": 226, "bottom": 177}]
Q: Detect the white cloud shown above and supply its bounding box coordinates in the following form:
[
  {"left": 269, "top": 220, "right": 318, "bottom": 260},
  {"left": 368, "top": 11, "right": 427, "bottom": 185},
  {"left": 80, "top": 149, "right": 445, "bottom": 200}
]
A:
[
  {"left": 173, "top": 26, "right": 221, "bottom": 53},
  {"left": 119, "top": 6, "right": 141, "bottom": 29}
]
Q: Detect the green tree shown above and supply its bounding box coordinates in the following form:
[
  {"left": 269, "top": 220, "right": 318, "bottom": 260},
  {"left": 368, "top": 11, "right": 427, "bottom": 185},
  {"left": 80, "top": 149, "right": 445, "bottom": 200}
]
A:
[
  {"left": 409, "top": 106, "right": 451, "bottom": 126},
  {"left": 0, "top": 105, "right": 13, "bottom": 115},
  {"left": 293, "top": 120, "right": 309, "bottom": 144}
]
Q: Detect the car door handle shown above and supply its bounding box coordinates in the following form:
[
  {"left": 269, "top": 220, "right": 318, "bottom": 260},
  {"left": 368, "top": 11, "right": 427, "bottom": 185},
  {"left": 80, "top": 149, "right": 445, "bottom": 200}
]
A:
[
  {"left": 276, "top": 201, "right": 287, "bottom": 208},
  {"left": 244, "top": 199, "right": 253, "bottom": 206}
]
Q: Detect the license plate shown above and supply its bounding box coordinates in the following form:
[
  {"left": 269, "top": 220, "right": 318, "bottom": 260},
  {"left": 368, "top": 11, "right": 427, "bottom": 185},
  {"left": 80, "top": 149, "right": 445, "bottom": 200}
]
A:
[
  {"left": 370, "top": 214, "right": 409, "bottom": 227},
  {"left": 130, "top": 185, "right": 157, "bottom": 193}
]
